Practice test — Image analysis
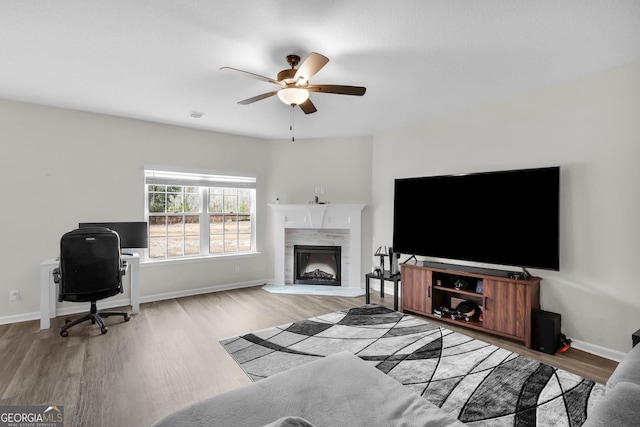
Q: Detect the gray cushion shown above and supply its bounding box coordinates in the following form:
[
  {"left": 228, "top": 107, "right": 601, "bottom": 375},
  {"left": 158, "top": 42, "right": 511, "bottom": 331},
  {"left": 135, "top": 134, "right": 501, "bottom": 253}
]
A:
[
  {"left": 152, "top": 351, "right": 464, "bottom": 427},
  {"left": 583, "top": 382, "right": 640, "bottom": 427},
  {"left": 607, "top": 344, "right": 640, "bottom": 387}
]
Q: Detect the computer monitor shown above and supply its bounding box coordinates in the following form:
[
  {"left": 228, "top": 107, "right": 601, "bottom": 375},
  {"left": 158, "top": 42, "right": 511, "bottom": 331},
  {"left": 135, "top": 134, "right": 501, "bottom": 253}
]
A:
[{"left": 78, "top": 222, "right": 149, "bottom": 250}]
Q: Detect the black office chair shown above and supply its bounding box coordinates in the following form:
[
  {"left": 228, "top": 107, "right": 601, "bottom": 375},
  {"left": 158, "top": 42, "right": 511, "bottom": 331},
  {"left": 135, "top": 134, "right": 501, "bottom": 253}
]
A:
[{"left": 53, "top": 227, "right": 131, "bottom": 337}]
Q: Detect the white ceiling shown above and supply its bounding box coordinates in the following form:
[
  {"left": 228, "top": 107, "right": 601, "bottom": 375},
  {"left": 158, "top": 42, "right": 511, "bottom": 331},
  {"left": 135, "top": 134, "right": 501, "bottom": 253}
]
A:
[{"left": 1, "top": 1, "right": 639, "bottom": 140}]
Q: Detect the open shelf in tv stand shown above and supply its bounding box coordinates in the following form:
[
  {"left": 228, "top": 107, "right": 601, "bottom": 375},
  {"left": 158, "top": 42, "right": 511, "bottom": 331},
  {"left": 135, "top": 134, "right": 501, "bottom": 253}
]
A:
[{"left": 401, "top": 262, "right": 541, "bottom": 348}]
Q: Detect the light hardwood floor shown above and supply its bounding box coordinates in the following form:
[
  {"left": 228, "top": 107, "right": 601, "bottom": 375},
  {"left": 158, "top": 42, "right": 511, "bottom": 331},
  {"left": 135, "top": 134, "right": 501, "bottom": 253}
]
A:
[{"left": 0, "top": 285, "right": 618, "bottom": 427}]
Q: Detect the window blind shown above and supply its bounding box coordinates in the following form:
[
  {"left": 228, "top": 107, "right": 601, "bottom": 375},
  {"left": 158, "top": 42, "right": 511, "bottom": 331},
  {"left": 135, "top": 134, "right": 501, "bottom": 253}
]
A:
[{"left": 144, "top": 169, "right": 256, "bottom": 189}]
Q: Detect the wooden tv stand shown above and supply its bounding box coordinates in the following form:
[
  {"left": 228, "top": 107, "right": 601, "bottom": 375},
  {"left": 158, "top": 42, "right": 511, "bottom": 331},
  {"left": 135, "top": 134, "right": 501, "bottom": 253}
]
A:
[{"left": 401, "top": 261, "right": 541, "bottom": 348}]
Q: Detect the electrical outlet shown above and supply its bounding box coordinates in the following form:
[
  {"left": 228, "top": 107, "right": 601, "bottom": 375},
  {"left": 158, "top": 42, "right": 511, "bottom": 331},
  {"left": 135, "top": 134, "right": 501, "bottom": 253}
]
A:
[
  {"left": 234, "top": 265, "right": 240, "bottom": 274},
  {"left": 9, "top": 290, "right": 19, "bottom": 301}
]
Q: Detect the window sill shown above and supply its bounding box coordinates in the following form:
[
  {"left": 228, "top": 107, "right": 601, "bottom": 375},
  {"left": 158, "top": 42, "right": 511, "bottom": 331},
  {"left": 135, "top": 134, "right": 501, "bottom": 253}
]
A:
[{"left": 141, "top": 251, "right": 261, "bottom": 267}]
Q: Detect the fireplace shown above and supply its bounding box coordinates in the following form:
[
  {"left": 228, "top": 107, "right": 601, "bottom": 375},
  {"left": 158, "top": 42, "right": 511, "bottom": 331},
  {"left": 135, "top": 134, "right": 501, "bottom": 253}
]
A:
[
  {"left": 269, "top": 203, "right": 365, "bottom": 288},
  {"left": 294, "top": 245, "right": 341, "bottom": 286}
]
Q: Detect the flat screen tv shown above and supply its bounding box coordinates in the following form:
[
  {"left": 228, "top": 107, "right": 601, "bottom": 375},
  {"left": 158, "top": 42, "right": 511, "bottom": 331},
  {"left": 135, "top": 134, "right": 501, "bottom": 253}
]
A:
[
  {"left": 78, "top": 221, "right": 149, "bottom": 249},
  {"left": 392, "top": 166, "right": 560, "bottom": 271}
]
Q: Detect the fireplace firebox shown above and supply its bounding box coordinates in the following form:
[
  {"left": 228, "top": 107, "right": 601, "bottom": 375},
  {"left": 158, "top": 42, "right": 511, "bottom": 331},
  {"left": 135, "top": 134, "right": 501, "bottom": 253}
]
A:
[{"left": 294, "top": 245, "right": 341, "bottom": 286}]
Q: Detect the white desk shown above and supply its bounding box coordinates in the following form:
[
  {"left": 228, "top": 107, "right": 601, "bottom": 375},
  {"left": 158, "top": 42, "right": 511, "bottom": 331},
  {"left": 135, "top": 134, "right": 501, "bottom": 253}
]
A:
[{"left": 39, "top": 253, "right": 140, "bottom": 329}]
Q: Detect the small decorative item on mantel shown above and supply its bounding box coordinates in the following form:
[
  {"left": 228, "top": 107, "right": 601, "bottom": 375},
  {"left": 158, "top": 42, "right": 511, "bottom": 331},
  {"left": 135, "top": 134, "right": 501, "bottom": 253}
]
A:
[
  {"left": 309, "top": 195, "right": 329, "bottom": 204},
  {"left": 374, "top": 246, "right": 389, "bottom": 274}
]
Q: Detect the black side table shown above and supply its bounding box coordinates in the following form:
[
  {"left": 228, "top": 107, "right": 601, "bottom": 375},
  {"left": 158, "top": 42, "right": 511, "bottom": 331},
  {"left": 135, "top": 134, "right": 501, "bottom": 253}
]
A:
[{"left": 365, "top": 271, "right": 401, "bottom": 311}]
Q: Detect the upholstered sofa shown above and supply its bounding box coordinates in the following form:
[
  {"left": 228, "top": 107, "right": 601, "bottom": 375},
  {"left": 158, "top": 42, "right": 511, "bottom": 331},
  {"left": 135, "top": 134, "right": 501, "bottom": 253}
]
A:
[
  {"left": 152, "top": 345, "right": 639, "bottom": 427},
  {"left": 152, "top": 351, "right": 464, "bottom": 427},
  {"left": 583, "top": 342, "right": 640, "bottom": 426}
]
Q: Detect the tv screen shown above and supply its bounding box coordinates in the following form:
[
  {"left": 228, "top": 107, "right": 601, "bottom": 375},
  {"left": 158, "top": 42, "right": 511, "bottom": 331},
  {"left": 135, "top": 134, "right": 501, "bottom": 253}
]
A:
[
  {"left": 392, "top": 166, "right": 560, "bottom": 271},
  {"left": 78, "top": 221, "right": 149, "bottom": 249}
]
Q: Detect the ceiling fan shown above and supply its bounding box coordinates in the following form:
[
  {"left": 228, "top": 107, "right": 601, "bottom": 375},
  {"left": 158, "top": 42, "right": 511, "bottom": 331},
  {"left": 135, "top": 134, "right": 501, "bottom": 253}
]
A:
[{"left": 221, "top": 52, "right": 366, "bottom": 114}]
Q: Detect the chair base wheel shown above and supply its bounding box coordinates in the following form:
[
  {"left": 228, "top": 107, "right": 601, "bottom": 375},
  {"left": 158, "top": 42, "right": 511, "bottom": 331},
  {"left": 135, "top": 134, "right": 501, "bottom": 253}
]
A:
[{"left": 58, "top": 305, "right": 129, "bottom": 337}]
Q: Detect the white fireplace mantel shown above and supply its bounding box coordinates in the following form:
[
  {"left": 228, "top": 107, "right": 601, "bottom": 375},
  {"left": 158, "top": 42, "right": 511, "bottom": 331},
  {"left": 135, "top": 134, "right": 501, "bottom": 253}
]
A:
[{"left": 269, "top": 204, "right": 365, "bottom": 288}]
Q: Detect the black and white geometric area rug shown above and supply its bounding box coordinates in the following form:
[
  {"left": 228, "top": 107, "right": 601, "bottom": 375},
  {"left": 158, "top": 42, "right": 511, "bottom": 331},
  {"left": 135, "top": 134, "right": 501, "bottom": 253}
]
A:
[{"left": 220, "top": 305, "right": 605, "bottom": 426}]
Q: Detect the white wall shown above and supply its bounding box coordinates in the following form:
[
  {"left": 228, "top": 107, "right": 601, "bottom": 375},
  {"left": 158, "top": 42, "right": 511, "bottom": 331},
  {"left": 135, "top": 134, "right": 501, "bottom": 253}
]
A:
[
  {"left": 371, "top": 61, "right": 640, "bottom": 354},
  {"left": 265, "top": 136, "right": 373, "bottom": 205},
  {"left": 0, "top": 99, "right": 270, "bottom": 320}
]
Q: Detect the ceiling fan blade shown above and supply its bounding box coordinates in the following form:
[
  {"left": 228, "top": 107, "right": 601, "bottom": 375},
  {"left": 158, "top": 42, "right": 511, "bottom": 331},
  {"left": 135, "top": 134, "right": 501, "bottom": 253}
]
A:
[
  {"left": 237, "top": 91, "right": 278, "bottom": 105},
  {"left": 307, "top": 85, "right": 366, "bottom": 96},
  {"left": 299, "top": 98, "right": 317, "bottom": 114},
  {"left": 294, "top": 52, "right": 329, "bottom": 84},
  {"left": 220, "top": 67, "right": 283, "bottom": 86}
]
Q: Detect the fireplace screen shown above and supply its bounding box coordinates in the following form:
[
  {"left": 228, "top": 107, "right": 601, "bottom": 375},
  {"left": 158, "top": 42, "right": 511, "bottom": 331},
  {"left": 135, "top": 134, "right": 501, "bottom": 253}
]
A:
[{"left": 294, "top": 245, "right": 341, "bottom": 286}]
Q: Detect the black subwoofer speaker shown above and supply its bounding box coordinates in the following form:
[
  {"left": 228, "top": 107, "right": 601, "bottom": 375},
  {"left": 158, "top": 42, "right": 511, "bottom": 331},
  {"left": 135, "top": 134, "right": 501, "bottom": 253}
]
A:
[{"left": 531, "top": 310, "right": 561, "bottom": 354}]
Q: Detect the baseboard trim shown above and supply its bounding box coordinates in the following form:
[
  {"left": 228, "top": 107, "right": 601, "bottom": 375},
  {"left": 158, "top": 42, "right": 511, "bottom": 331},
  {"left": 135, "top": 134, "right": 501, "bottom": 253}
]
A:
[
  {"left": 0, "top": 281, "right": 264, "bottom": 327},
  {"left": 138, "top": 280, "right": 264, "bottom": 304},
  {"left": 571, "top": 339, "right": 626, "bottom": 362},
  {"left": 0, "top": 311, "right": 41, "bottom": 326}
]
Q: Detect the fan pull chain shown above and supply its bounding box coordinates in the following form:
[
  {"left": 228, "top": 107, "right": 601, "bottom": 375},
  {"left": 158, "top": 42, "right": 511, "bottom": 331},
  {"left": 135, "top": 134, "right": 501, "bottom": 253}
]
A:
[{"left": 290, "top": 105, "right": 295, "bottom": 142}]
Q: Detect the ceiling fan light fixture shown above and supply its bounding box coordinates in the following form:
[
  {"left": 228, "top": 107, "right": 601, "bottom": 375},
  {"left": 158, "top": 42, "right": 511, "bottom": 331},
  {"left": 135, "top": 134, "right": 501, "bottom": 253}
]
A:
[
  {"left": 277, "top": 87, "right": 309, "bottom": 106},
  {"left": 223, "top": 52, "right": 364, "bottom": 114}
]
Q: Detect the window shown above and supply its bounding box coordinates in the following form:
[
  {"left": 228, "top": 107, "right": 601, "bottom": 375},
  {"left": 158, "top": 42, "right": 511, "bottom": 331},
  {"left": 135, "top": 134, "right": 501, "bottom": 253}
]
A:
[{"left": 145, "top": 168, "right": 256, "bottom": 259}]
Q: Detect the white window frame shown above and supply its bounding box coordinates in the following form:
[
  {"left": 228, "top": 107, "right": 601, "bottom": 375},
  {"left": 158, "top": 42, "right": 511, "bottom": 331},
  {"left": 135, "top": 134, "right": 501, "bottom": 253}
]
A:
[{"left": 144, "top": 167, "right": 257, "bottom": 262}]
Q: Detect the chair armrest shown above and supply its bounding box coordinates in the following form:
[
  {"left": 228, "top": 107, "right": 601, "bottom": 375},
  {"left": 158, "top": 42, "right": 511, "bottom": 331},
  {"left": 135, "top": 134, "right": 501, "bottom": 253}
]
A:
[{"left": 52, "top": 267, "right": 60, "bottom": 284}]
